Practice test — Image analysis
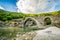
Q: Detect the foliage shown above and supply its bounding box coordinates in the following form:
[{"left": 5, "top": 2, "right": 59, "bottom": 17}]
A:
[
  {"left": 0, "top": 27, "right": 23, "bottom": 40},
  {"left": 0, "top": 27, "right": 42, "bottom": 40},
  {"left": 0, "top": 9, "right": 60, "bottom": 21},
  {"left": 0, "top": 9, "right": 25, "bottom": 21}
]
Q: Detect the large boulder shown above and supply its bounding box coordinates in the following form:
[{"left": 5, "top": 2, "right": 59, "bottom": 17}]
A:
[{"left": 33, "top": 26, "right": 60, "bottom": 40}]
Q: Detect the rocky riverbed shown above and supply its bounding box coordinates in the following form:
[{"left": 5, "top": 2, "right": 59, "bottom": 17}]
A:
[
  {"left": 33, "top": 26, "right": 60, "bottom": 40},
  {"left": 16, "top": 26, "right": 60, "bottom": 40}
]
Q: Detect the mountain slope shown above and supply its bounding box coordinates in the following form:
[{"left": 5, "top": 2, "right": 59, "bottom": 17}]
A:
[
  {"left": 0, "top": 9, "right": 25, "bottom": 21},
  {"left": 0, "top": 9, "right": 60, "bottom": 21}
]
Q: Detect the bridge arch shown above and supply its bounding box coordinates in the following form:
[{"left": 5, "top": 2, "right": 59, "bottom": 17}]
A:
[
  {"left": 44, "top": 17, "right": 51, "bottom": 25},
  {"left": 43, "top": 16, "right": 53, "bottom": 26},
  {"left": 23, "top": 17, "right": 40, "bottom": 28}
]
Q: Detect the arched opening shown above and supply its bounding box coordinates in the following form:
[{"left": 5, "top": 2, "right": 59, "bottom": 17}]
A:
[
  {"left": 44, "top": 17, "right": 51, "bottom": 25},
  {"left": 14, "top": 22, "right": 18, "bottom": 27},
  {"left": 24, "top": 18, "right": 37, "bottom": 28}
]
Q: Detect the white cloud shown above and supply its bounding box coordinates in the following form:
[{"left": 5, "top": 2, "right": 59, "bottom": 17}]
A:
[
  {"left": 16, "top": 0, "right": 59, "bottom": 14},
  {"left": 0, "top": 6, "right": 5, "bottom": 10}
]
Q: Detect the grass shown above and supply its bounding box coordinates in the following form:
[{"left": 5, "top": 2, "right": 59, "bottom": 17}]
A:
[
  {"left": 23, "top": 27, "right": 43, "bottom": 32},
  {"left": 0, "top": 27, "right": 23, "bottom": 40},
  {"left": 0, "top": 27, "right": 41, "bottom": 40}
]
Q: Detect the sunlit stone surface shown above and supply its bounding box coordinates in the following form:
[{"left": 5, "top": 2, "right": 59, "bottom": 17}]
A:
[{"left": 33, "top": 27, "right": 60, "bottom": 40}]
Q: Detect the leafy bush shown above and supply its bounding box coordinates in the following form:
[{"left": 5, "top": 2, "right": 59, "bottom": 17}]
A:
[
  {"left": 0, "top": 9, "right": 60, "bottom": 21},
  {"left": 0, "top": 9, "right": 25, "bottom": 21}
]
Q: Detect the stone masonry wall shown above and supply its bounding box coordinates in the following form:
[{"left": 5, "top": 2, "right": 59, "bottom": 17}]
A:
[{"left": 0, "top": 15, "right": 60, "bottom": 28}]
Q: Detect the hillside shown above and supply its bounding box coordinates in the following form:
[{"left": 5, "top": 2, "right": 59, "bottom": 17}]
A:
[
  {"left": 0, "top": 9, "right": 25, "bottom": 21},
  {"left": 0, "top": 9, "right": 60, "bottom": 21}
]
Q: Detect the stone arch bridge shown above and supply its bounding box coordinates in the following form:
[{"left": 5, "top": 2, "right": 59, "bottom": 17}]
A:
[
  {"left": 23, "top": 16, "right": 60, "bottom": 28},
  {"left": 0, "top": 15, "right": 60, "bottom": 28}
]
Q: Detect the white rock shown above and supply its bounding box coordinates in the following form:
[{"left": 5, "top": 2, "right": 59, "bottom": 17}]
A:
[{"left": 33, "top": 26, "right": 60, "bottom": 40}]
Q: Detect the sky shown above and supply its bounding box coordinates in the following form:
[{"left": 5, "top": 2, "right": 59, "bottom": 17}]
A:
[
  {"left": 0, "top": 0, "right": 18, "bottom": 12},
  {"left": 0, "top": 0, "right": 60, "bottom": 14}
]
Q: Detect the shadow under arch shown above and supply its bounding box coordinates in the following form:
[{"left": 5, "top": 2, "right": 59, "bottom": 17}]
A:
[
  {"left": 44, "top": 17, "right": 51, "bottom": 25},
  {"left": 23, "top": 17, "right": 40, "bottom": 28}
]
